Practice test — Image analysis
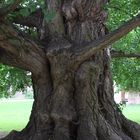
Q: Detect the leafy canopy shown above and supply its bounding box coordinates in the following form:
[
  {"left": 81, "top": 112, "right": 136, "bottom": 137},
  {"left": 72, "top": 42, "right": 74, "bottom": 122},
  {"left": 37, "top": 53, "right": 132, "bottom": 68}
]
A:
[
  {"left": 107, "top": 0, "right": 140, "bottom": 91},
  {"left": 0, "top": 65, "right": 31, "bottom": 98}
]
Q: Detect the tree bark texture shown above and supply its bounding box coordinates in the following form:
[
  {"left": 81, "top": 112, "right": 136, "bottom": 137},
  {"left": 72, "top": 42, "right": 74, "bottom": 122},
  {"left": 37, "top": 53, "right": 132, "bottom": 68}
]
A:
[{"left": 0, "top": 0, "right": 140, "bottom": 140}]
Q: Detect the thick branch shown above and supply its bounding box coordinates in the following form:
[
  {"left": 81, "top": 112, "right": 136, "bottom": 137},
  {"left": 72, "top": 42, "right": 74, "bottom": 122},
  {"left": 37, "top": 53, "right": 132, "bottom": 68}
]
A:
[
  {"left": 13, "top": 8, "right": 43, "bottom": 28},
  {"left": 74, "top": 13, "right": 140, "bottom": 63},
  {"left": 0, "top": 22, "right": 46, "bottom": 74},
  {"left": 0, "top": 0, "right": 22, "bottom": 19},
  {"left": 111, "top": 50, "right": 140, "bottom": 58},
  {"left": 0, "top": 48, "right": 28, "bottom": 70}
]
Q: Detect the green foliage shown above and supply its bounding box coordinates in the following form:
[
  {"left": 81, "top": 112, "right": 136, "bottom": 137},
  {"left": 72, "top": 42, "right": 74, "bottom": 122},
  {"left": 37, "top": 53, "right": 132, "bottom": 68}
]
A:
[
  {"left": 116, "top": 102, "right": 125, "bottom": 113},
  {"left": 112, "top": 58, "right": 140, "bottom": 91},
  {"left": 0, "top": 65, "right": 31, "bottom": 98},
  {"left": 19, "top": 8, "right": 30, "bottom": 17},
  {"left": 107, "top": 0, "right": 140, "bottom": 30},
  {"left": 110, "top": 29, "right": 140, "bottom": 92},
  {"left": 111, "top": 30, "right": 140, "bottom": 53},
  {"left": 107, "top": 0, "right": 140, "bottom": 91}
]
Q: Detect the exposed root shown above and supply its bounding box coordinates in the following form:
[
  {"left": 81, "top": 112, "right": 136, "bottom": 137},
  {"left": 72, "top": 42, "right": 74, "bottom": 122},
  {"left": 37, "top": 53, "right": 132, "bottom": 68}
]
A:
[{"left": 122, "top": 117, "right": 140, "bottom": 140}]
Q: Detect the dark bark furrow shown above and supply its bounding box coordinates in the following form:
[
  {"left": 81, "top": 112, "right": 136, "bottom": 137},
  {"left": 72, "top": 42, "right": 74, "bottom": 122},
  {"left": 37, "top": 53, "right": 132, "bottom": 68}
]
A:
[{"left": 75, "top": 61, "right": 99, "bottom": 140}]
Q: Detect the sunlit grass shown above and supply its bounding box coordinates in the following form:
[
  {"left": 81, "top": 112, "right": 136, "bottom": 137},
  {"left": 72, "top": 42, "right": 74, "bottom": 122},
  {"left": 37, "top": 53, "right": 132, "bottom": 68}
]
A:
[
  {"left": 0, "top": 100, "right": 33, "bottom": 132},
  {"left": 123, "top": 104, "right": 140, "bottom": 124}
]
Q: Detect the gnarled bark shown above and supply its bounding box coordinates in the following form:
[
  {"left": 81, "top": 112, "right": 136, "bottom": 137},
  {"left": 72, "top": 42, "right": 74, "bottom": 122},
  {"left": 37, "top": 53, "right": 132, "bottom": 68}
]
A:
[{"left": 0, "top": 0, "right": 140, "bottom": 140}]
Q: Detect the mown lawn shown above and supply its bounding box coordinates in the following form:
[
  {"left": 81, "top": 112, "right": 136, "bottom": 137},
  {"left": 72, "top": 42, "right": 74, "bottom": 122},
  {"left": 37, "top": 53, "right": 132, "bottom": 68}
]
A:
[
  {"left": 0, "top": 100, "right": 139, "bottom": 132},
  {"left": 123, "top": 104, "right": 140, "bottom": 124},
  {"left": 0, "top": 100, "right": 33, "bottom": 132}
]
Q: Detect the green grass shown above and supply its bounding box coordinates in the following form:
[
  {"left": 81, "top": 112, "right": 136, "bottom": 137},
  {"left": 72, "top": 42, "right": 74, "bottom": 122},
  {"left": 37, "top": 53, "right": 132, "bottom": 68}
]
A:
[
  {"left": 123, "top": 104, "right": 140, "bottom": 124},
  {"left": 0, "top": 100, "right": 33, "bottom": 132},
  {"left": 0, "top": 100, "right": 140, "bottom": 132}
]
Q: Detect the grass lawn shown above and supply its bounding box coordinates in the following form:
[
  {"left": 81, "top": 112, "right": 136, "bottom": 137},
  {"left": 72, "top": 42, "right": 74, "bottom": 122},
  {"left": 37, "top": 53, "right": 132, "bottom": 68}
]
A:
[
  {"left": 0, "top": 100, "right": 140, "bottom": 132},
  {"left": 0, "top": 99, "right": 33, "bottom": 132},
  {"left": 123, "top": 104, "right": 140, "bottom": 124}
]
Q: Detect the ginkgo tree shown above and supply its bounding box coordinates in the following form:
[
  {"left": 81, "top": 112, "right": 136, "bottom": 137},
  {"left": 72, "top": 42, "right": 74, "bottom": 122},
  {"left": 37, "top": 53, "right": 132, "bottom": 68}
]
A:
[{"left": 0, "top": 0, "right": 140, "bottom": 140}]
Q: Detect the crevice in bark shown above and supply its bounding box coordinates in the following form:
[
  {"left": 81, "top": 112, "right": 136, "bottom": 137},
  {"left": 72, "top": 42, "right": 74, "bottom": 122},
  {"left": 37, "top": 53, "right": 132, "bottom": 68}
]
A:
[
  {"left": 46, "top": 37, "right": 77, "bottom": 140},
  {"left": 75, "top": 61, "right": 100, "bottom": 140}
]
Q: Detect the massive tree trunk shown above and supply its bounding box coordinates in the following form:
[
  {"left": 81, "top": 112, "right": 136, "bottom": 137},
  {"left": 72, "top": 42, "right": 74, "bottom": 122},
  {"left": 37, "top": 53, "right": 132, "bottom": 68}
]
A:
[{"left": 0, "top": 0, "right": 140, "bottom": 140}]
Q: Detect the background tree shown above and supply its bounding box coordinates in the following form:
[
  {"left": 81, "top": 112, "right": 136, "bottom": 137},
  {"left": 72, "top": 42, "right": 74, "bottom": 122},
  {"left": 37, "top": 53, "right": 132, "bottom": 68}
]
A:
[
  {"left": 107, "top": 0, "right": 140, "bottom": 91},
  {"left": 0, "top": 65, "right": 31, "bottom": 97},
  {"left": 0, "top": 0, "right": 140, "bottom": 140}
]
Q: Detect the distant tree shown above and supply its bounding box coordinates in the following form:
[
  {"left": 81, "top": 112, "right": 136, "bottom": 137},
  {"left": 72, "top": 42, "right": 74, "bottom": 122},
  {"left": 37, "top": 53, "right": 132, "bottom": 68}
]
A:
[
  {"left": 112, "top": 58, "right": 140, "bottom": 91},
  {"left": 107, "top": 0, "right": 140, "bottom": 91},
  {"left": 0, "top": 65, "right": 31, "bottom": 97},
  {"left": 0, "top": 0, "right": 140, "bottom": 140}
]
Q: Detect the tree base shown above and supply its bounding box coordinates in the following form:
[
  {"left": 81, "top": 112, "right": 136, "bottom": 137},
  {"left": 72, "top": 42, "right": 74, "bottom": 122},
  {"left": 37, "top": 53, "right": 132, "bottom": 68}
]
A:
[{"left": 1, "top": 112, "right": 140, "bottom": 140}]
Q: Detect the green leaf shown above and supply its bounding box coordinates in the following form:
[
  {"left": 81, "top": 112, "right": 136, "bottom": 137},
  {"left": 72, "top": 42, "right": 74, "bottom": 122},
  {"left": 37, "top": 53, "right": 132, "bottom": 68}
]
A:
[{"left": 19, "top": 8, "right": 30, "bottom": 17}]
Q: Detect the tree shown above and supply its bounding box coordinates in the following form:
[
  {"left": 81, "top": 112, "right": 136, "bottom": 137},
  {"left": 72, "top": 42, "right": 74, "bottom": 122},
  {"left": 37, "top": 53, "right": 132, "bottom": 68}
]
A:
[
  {"left": 111, "top": 29, "right": 140, "bottom": 92},
  {"left": 0, "top": 65, "right": 31, "bottom": 97},
  {"left": 112, "top": 58, "right": 140, "bottom": 91},
  {"left": 107, "top": 0, "right": 140, "bottom": 92},
  {"left": 0, "top": 0, "right": 140, "bottom": 140}
]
